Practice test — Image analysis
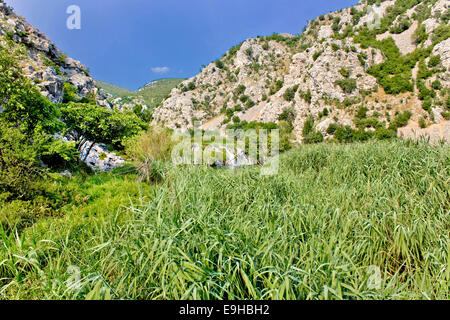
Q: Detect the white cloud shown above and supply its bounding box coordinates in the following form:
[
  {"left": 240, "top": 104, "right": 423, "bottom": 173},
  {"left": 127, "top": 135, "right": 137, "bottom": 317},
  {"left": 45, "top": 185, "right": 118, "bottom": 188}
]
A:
[{"left": 151, "top": 66, "right": 170, "bottom": 74}]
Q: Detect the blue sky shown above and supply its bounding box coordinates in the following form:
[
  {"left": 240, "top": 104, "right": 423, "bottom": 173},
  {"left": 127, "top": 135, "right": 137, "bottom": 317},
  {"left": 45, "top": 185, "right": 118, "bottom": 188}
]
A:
[{"left": 6, "top": 0, "right": 358, "bottom": 90}]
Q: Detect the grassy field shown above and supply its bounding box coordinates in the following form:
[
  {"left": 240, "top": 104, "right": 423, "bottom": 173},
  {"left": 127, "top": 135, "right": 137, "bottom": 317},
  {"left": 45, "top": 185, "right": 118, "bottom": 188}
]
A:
[{"left": 0, "top": 140, "right": 448, "bottom": 300}]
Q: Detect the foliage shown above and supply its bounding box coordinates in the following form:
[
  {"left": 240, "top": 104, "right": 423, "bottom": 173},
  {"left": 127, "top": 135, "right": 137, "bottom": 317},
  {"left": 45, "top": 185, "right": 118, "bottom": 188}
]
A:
[
  {"left": 278, "top": 107, "right": 296, "bottom": 123},
  {"left": 123, "top": 127, "right": 173, "bottom": 183},
  {"left": 282, "top": 85, "right": 299, "bottom": 102},
  {"left": 428, "top": 55, "right": 441, "bottom": 68},
  {"left": 335, "top": 78, "right": 357, "bottom": 93},
  {"left": 0, "top": 46, "right": 78, "bottom": 230},
  {"left": 60, "top": 102, "right": 147, "bottom": 155},
  {"left": 302, "top": 116, "right": 323, "bottom": 144},
  {"left": 388, "top": 111, "right": 412, "bottom": 131}
]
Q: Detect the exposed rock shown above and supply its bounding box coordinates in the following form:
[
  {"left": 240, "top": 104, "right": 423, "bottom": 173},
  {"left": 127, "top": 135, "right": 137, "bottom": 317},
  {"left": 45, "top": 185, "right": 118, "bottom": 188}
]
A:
[
  {"left": 80, "top": 143, "right": 125, "bottom": 172},
  {"left": 153, "top": 0, "right": 449, "bottom": 145},
  {"left": 0, "top": 1, "right": 110, "bottom": 107}
]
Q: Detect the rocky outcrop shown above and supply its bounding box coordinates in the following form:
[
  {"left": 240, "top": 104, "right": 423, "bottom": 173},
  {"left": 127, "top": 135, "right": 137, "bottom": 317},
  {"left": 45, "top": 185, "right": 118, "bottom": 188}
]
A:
[
  {"left": 153, "top": 0, "right": 450, "bottom": 143},
  {"left": 79, "top": 143, "right": 125, "bottom": 172},
  {"left": 0, "top": 1, "right": 110, "bottom": 107}
]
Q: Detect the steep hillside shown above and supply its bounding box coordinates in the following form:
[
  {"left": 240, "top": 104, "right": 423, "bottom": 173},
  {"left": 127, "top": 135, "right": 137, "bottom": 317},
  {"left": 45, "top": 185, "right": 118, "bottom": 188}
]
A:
[
  {"left": 97, "top": 78, "right": 184, "bottom": 112},
  {"left": 0, "top": 1, "right": 110, "bottom": 108},
  {"left": 153, "top": 0, "right": 450, "bottom": 143},
  {"left": 95, "top": 80, "right": 133, "bottom": 97}
]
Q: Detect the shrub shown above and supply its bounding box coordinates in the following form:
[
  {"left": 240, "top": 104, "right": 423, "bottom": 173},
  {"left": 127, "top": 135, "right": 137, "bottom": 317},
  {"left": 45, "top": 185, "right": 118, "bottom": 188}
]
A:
[
  {"left": 215, "top": 60, "right": 224, "bottom": 69},
  {"left": 63, "top": 82, "right": 78, "bottom": 103},
  {"left": 335, "top": 78, "right": 357, "bottom": 93},
  {"left": 422, "top": 96, "right": 433, "bottom": 111},
  {"left": 326, "top": 123, "right": 338, "bottom": 135},
  {"left": 442, "top": 111, "right": 450, "bottom": 120},
  {"left": 355, "top": 106, "right": 368, "bottom": 119},
  {"left": 278, "top": 107, "right": 296, "bottom": 123},
  {"left": 270, "top": 80, "right": 284, "bottom": 95},
  {"left": 390, "top": 16, "right": 411, "bottom": 34},
  {"left": 300, "top": 89, "right": 312, "bottom": 103},
  {"left": 413, "top": 24, "right": 428, "bottom": 44},
  {"left": 304, "top": 131, "right": 324, "bottom": 144},
  {"left": 339, "top": 67, "right": 351, "bottom": 78},
  {"left": 389, "top": 111, "right": 412, "bottom": 130},
  {"left": 432, "top": 24, "right": 450, "bottom": 44},
  {"left": 334, "top": 125, "right": 354, "bottom": 143},
  {"left": 313, "top": 50, "right": 323, "bottom": 61},
  {"left": 417, "top": 59, "right": 433, "bottom": 80},
  {"left": 283, "top": 85, "right": 299, "bottom": 102},
  {"left": 431, "top": 80, "right": 442, "bottom": 91},
  {"left": 419, "top": 117, "right": 427, "bottom": 128},
  {"left": 428, "top": 55, "right": 441, "bottom": 68},
  {"left": 234, "top": 84, "right": 246, "bottom": 96},
  {"left": 123, "top": 127, "right": 173, "bottom": 183}
]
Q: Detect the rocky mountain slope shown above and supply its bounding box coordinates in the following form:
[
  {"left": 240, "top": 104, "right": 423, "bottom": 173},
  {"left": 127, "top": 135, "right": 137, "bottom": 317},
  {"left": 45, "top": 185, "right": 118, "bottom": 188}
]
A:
[
  {"left": 0, "top": 1, "right": 110, "bottom": 108},
  {"left": 153, "top": 0, "right": 450, "bottom": 143}
]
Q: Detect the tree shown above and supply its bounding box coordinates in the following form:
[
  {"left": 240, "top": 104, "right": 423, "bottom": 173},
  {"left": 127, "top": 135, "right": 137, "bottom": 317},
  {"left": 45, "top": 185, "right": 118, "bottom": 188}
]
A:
[
  {"left": 60, "top": 103, "right": 146, "bottom": 161},
  {"left": 0, "top": 45, "right": 76, "bottom": 205}
]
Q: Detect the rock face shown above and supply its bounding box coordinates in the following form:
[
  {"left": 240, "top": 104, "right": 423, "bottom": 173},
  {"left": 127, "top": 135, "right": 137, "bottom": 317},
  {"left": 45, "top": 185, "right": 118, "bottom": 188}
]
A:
[
  {"left": 80, "top": 143, "right": 125, "bottom": 172},
  {"left": 0, "top": 1, "right": 125, "bottom": 171},
  {"left": 153, "top": 0, "right": 450, "bottom": 143},
  {"left": 0, "top": 1, "right": 110, "bottom": 107}
]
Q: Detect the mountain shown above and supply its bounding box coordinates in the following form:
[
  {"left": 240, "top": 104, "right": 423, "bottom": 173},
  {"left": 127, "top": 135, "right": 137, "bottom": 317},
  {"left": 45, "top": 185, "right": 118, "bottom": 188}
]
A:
[
  {"left": 95, "top": 80, "right": 133, "bottom": 97},
  {"left": 0, "top": 1, "right": 110, "bottom": 108},
  {"left": 153, "top": 0, "right": 450, "bottom": 143},
  {"left": 96, "top": 78, "right": 184, "bottom": 111}
]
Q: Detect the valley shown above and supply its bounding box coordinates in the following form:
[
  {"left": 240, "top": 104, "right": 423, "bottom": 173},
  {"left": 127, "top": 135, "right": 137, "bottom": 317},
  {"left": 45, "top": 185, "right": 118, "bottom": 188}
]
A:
[{"left": 0, "top": 0, "right": 448, "bottom": 301}]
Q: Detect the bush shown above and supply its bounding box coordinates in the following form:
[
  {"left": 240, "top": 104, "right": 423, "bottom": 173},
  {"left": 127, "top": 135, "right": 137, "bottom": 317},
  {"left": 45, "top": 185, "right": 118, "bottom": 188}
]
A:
[
  {"left": 413, "top": 24, "right": 428, "bottom": 44},
  {"left": 432, "top": 24, "right": 450, "bottom": 44},
  {"left": 335, "top": 78, "right": 357, "bottom": 93},
  {"left": 390, "top": 16, "right": 411, "bottom": 34},
  {"left": 428, "top": 55, "right": 441, "bottom": 68},
  {"left": 334, "top": 125, "right": 354, "bottom": 143},
  {"left": 389, "top": 111, "right": 412, "bottom": 130},
  {"left": 123, "top": 127, "right": 173, "bottom": 183},
  {"left": 270, "top": 80, "right": 284, "bottom": 95},
  {"left": 417, "top": 59, "right": 433, "bottom": 80},
  {"left": 313, "top": 50, "right": 323, "bottom": 61},
  {"left": 283, "top": 85, "right": 299, "bottom": 102},
  {"left": 304, "top": 131, "right": 324, "bottom": 144},
  {"left": 419, "top": 117, "right": 427, "bottom": 128},
  {"left": 278, "top": 107, "right": 296, "bottom": 123},
  {"left": 63, "top": 82, "right": 78, "bottom": 103},
  {"left": 300, "top": 89, "right": 312, "bottom": 103},
  {"left": 234, "top": 84, "right": 246, "bottom": 96},
  {"left": 326, "top": 123, "right": 338, "bottom": 135},
  {"left": 215, "top": 60, "right": 224, "bottom": 69},
  {"left": 356, "top": 106, "right": 368, "bottom": 119},
  {"left": 431, "top": 80, "right": 442, "bottom": 91},
  {"left": 339, "top": 68, "right": 351, "bottom": 78}
]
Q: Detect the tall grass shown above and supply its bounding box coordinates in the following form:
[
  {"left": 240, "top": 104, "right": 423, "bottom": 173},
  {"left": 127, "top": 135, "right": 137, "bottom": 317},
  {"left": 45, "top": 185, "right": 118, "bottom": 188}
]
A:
[{"left": 0, "top": 140, "right": 448, "bottom": 300}]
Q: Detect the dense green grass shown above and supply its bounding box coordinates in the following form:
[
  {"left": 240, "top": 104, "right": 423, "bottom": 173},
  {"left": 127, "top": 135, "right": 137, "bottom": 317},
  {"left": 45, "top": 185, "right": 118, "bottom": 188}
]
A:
[{"left": 0, "top": 140, "right": 448, "bottom": 300}]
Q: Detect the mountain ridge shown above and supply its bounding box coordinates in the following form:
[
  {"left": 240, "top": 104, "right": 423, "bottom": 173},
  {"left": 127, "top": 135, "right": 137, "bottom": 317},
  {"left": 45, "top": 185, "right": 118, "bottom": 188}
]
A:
[{"left": 153, "top": 0, "right": 450, "bottom": 143}]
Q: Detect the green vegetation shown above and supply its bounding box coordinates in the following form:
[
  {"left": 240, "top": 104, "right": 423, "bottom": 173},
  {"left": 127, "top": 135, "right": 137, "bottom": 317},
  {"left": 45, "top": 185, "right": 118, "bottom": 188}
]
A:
[
  {"left": 1, "top": 140, "right": 448, "bottom": 299},
  {"left": 282, "top": 85, "right": 299, "bottom": 102},
  {"left": 1, "top": 0, "right": 450, "bottom": 301},
  {"left": 0, "top": 45, "right": 77, "bottom": 231},
  {"left": 96, "top": 78, "right": 184, "bottom": 112},
  {"left": 95, "top": 80, "right": 132, "bottom": 97},
  {"left": 302, "top": 117, "right": 324, "bottom": 144}
]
